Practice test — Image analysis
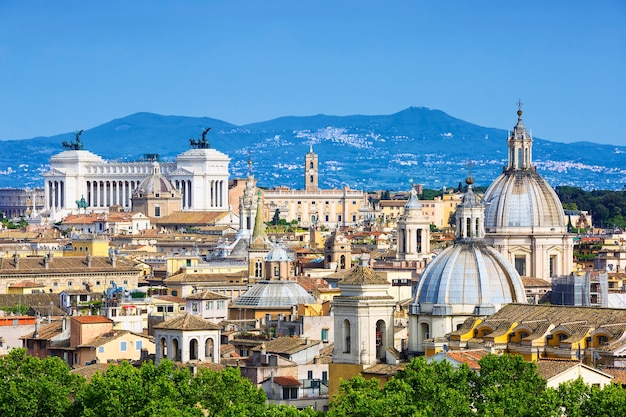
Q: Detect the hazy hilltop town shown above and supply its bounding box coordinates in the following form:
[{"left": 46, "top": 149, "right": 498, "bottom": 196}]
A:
[{"left": 2, "top": 106, "right": 626, "bottom": 415}]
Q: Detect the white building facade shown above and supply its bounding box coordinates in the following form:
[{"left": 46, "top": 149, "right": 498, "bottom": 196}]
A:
[{"left": 43, "top": 143, "right": 230, "bottom": 220}]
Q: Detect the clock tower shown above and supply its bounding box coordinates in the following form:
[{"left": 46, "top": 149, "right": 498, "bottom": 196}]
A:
[{"left": 304, "top": 145, "right": 318, "bottom": 192}]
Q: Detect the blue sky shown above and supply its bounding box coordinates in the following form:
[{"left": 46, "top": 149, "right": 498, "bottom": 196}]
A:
[{"left": 1, "top": 1, "right": 625, "bottom": 145}]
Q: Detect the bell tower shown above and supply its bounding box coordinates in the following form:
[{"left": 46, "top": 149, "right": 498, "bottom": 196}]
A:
[{"left": 304, "top": 145, "right": 318, "bottom": 192}]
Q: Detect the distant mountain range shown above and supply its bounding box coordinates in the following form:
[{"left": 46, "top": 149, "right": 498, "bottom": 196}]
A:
[{"left": 1, "top": 107, "right": 625, "bottom": 191}]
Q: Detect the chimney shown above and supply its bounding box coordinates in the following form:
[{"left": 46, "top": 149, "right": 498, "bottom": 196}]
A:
[
  {"left": 33, "top": 317, "right": 40, "bottom": 339},
  {"left": 43, "top": 254, "right": 50, "bottom": 269}
]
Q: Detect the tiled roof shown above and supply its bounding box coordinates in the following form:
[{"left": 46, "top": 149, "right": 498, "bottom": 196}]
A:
[
  {"left": 70, "top": 363, "right": 114, "bottom": 381},
  {"left": 535, "top": 359, "right": 587, "bottom": 380},
  {"left": 164, "top": 271, "right": 248, "bottom": 284},
  {"left": 603, "top": 367, "right": 626, "bottom": 384},
  {"left": 444, "top": 350, "right": 489, "bottom": 370},
  {"left": 254, "top": 337, "right": 320, "bottom": 356},
  {"left": 154, "top": 211, "right": 229, "bottom": 226},
  {"left": 186, "top": 290, "right": 229, "bottom": 300},
  {"left": 71, "top": 315, "right": 113, "bottom": 324},
  {"left": 8, "top": 281, "right": 44, "bottom": 288},
  {"left": 21, "top": 320, "right": 63, "bottom": 341},
  {"left": 521, "top": 277, "right": 552, "bottom": 287},
  {"left": 273, "top": 376, "right": 301, "bottom": 386},
  {"left": 154, "top": 295, "right": 187, "bottom": 304},
  {"left": 153, "top": 313, "right": 222, "bottom": 331},
  {"left": 339, "top": 265, "right": 388, "bottom": 285},
  {"left": 0, "top": 256, "right": 140, "bottom": 274},
  {"left": 0, "top": 293, "right": 59, "bottom": 310},
  {"left": 362, "top": 363, "right": 405, "bottom": 376}
]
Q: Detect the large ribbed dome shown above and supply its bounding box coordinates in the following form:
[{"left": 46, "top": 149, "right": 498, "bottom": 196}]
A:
[
  {"left": 136, "top": 162, "right": 177, "bottom": 195},
  {"left": 483, "top": 170, "right": 566, "bottom": 231},
  {"left": 233, "top": 280, "right": 316, "bottom": 307},
  {"left": 415, "top": 240, "right": 526, "bottom": 314},
  {"left": 482, "top": 108, "right": 566, "bottom": 232}
]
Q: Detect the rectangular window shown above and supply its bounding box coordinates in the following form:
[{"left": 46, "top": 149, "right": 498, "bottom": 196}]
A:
[
  {"left": 217, "top": 300, "right": 224, "bottom": 309},
  {"left": 322, "top": 371, "right": 328, "bottom": 381},
  {"left": 282, "top": 387, "right": 298, "bottom": 400},
  {"left": 321, "top": 328, "right": 329, "bottom": 342},
  {"left": 514, "top": 256, "right": 526, "bottom": 276},
  {"left": 325, "top": 215, "right": 329, "bottom": 222},
  {"left": 308, "top": 370, "right": 313, "bottom": 379},
  {"left": 120, "top": 341, "right": 127, "bottom": 352},
  {"left": 206, "top": 301, "right": 213, "bottom": 310},
  {"left": 191, "top": 302, "right": 198, "bottom": 313},
  {"left": 338, "top": 215, "right": 342, "bottom": 222},
  {"left": 98, "top": 346, "right": 104, "bottom": 353},
  {"left": 154, "top": 206, "right": 161, "bottom": 217},
  {"left": 136, "top": 341, "right": 142, "bottom": 350}
]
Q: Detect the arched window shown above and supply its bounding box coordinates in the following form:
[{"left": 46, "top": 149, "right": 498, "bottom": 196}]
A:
[
  {"left": 205, "top": 338, "right": 214, "bottom": 362},
  {"left": 309, "top": 161, "right": 314, "bottom": 169},
  {"left": 160, "top": 337, "right": 167, "bottom": 359},
  {"left": 376, "top": 320, "right": 386, "bottom": 361},
  {"left": 343, "top": 319, "right": 351, "bottom": 353},
  {"left": 172, "top": 338, "right": 181, "bottom": 362},
  {"left": 466, "top": 217, "right": 471, "bottom": 237},
  {"left": 189, "top": 338, "right": 198, "bottom": 360},
  {"left": 255, "top": 260, "right": 263, "bottom": 278},
  {"left": 340, "top": 255, "right": 346, "bottom": 270}
]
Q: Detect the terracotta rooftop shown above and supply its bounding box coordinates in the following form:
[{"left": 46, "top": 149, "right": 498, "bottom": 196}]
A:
[
  {"left": 153, "top": 313, "right": 222, "bottom": 331},
  {"left": 71, "top": 315, "right": 113, "bottom": 324},
  {"left": 272, "top": 376, "right": 301, "bottom": 387},
  {"left": 78, "top": 329, "right": 151, "bottom": 348},
  {"left": 8, "top": 281, "right": 44, "bottom": 288},
  {"left": 21, "top": 320, "right": 63, "bottom": 341},
  {"left": 154, "top": 211, "right": 229, "bottom": 226},
  {"left": 444, "top": 350, "right": 490, "bottom": 370}
]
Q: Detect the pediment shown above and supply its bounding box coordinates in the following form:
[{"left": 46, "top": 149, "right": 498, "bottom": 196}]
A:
[
  {"left": 168, "top": 168, "right": 193, "bottom": 176},
  {"left": 42, "top": 168, "right": 66, "bottom": 177}
]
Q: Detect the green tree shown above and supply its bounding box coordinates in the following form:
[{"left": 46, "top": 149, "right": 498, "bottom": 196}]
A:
[
  {"left": 190, "top": 366, "right": 267, "bottom": 417},
  {"left": 580, "top": 383, "right": 626, "bottom": 417},
  {"left": 70, "top": 360, "right": 202, "bottom": 417},
  {"left": 0, "top": 349, "right": 83, "bottom": 417},
  {"left": 472, "top": 354, "right": 548, "bottom": 417},
  {"left": 327, "top": 375, "right": 393, "bottom": 417},
  {"left": 387, "top": 357, "right": 473, "bottom": 417}
]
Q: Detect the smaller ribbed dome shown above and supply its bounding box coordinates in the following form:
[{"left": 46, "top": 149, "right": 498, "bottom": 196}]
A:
[
  {"left": 136, "top": 162, "right": 177, "bottom": 195},
  {"left": 234, "top": 280, "right": 316, "bottom": 307},
  {"left": 415, "top": 241, "right": 526, "bottom": 314},
  {"left": 266, "top": 242, "right": 291, "bottom": 262}
]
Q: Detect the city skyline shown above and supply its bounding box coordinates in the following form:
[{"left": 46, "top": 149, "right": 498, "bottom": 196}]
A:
[{"left": 1, "top": 1, "right": 625, "bottom": 146}]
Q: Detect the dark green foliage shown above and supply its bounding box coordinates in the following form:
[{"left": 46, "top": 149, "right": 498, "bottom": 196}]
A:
[
  {"left": 556, "top": 186, "right": 626, "bottom": 228},
  {"left": 0, "top": 349, "right": 83, "bottom": 417},
  {"left": 327, "top": 354, "right": 626, "bottom": 417}
]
